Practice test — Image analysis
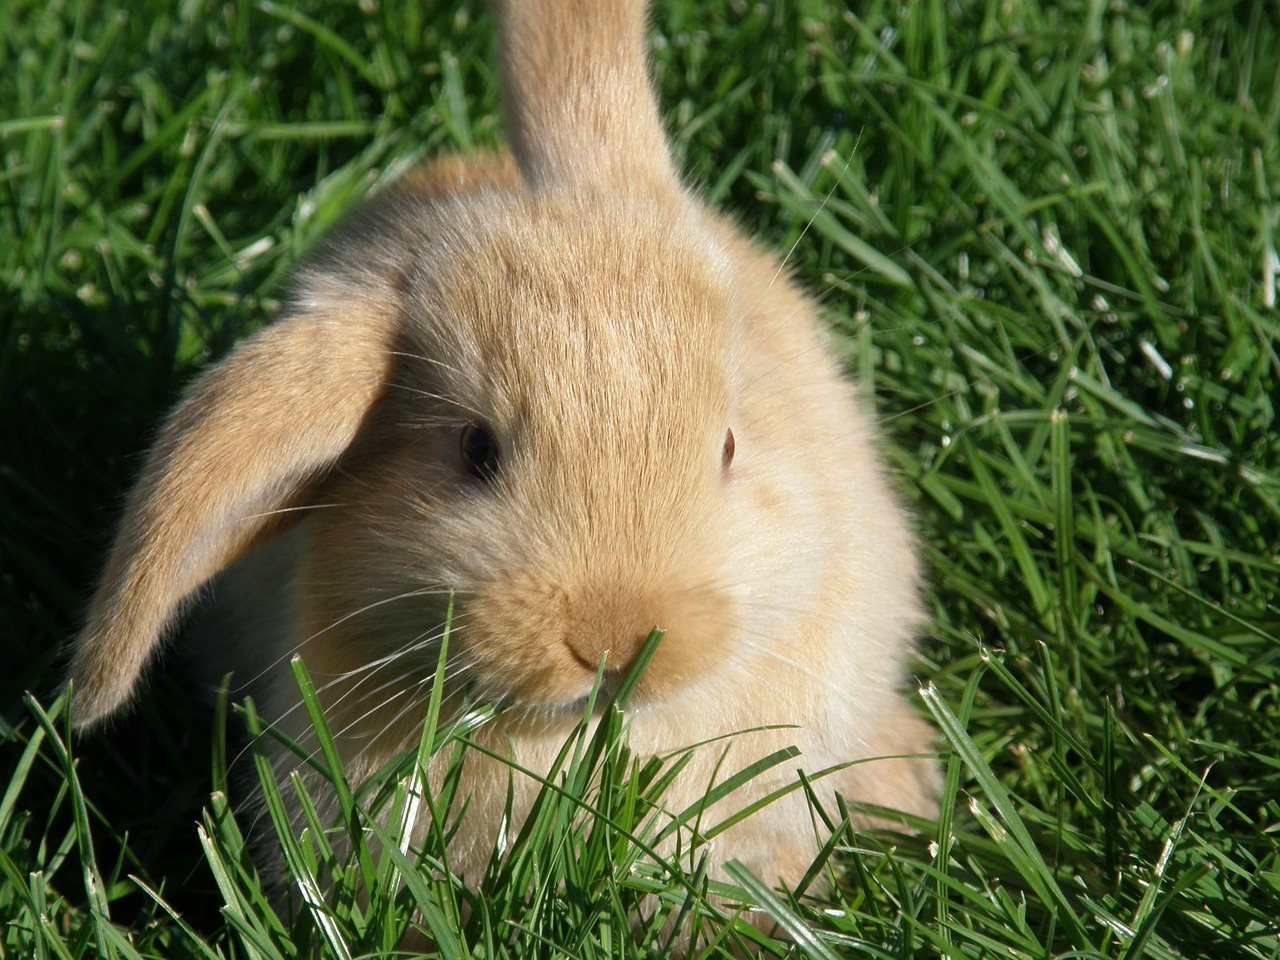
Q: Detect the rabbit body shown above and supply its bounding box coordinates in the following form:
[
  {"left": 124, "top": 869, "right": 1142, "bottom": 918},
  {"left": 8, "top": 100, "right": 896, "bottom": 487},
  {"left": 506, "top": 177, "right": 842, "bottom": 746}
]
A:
[{"left": 71, "top": 0, "right": 936, "bottom": 902}]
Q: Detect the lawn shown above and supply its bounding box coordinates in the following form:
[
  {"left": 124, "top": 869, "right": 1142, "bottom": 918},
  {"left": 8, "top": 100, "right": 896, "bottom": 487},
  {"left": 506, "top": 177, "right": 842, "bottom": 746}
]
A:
[{"left": 2, "top": 0, "right": 1278, "bottom": 956}]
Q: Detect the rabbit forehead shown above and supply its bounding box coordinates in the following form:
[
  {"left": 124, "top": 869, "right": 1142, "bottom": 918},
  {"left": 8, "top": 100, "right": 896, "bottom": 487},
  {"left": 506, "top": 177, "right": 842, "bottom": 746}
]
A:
[{"left": 402, "top": 192, "right": 737, "bottom": 431}]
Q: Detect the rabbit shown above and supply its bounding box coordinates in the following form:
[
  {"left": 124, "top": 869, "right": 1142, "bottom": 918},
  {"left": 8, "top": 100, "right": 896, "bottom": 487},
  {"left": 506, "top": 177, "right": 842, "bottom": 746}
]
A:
[{"left": 69, "top": 0, "right": 937, "bottom": 920}]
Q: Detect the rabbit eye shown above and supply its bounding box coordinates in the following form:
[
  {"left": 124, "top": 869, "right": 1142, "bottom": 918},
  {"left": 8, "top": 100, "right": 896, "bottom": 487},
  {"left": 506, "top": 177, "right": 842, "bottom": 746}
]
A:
[
  {"left": 722, "top": 428, "right": 735, "bottom": 471},
  {"left": 460, "top": 423, "right": 501, "bottom": 483}
]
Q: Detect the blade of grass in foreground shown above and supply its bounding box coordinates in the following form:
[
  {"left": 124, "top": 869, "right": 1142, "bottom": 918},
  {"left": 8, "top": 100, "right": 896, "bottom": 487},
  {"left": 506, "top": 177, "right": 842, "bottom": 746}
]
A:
[
  {"left": 920, "top": 680, "right": 1090, "bottom": 948},
  {"left": 723, "top": 859, "right": 842, "bottom": 960},
  {"left": 27, "top": 692, "right": 124, "bottom": 957}
]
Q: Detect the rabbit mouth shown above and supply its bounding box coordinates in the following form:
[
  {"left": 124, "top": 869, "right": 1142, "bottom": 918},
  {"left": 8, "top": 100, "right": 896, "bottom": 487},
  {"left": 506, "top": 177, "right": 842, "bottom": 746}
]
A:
[
  {"left": 495, "top": 674, "right": 627, "bottom": 720},
  {"left": 466, "top": 647, "right": 648, "bottom": 713},
  {"left": 461, "top": 615, "right": 734, "bottom": 714}
]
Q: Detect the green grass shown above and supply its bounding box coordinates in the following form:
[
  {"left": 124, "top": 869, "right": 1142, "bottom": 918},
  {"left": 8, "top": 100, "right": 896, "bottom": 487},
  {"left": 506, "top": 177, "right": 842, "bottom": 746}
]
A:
[{"left": 2, "top": 0, "right": 1278, "bottom": 956}]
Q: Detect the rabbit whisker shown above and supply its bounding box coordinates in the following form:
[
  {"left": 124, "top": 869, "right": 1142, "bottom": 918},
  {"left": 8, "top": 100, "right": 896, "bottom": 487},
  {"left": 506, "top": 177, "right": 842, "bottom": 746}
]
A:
[
  {"left": 769, "top": 132, "right": 863, "bottom": 290},
  {"left": 231, "top": 502, "right": 342, "bottom": 522},
  {"left": 227, "top": 586, "right": 454, "bottom": 696}
]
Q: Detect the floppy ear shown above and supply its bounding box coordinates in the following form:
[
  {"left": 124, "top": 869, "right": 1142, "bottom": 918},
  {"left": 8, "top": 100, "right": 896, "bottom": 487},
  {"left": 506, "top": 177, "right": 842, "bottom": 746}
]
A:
[
  {"left": 494, "top": 0, "right": 675, "bottom": 190},
  {"left": 69, "top": 304, "right": 393, "bottom": 727}
]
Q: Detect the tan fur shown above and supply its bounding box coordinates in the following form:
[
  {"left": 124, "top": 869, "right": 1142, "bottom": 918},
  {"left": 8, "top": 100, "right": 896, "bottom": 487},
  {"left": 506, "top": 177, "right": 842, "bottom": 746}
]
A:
[
  {"left": 495, "top": 0, "right": 673, "bottom": 189},
  {"left": 71, "top": 0, "right": 936, "bottom": 918}
]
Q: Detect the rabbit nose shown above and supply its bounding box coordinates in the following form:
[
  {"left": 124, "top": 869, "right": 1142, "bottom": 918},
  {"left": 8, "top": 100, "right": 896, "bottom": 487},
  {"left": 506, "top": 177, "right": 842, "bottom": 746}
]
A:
[
  {"left": 560, "top": 588, "right": 660, "bottom": 675},
  {"left": 563, "top": 626, "right": 657, "bottom": 677}
]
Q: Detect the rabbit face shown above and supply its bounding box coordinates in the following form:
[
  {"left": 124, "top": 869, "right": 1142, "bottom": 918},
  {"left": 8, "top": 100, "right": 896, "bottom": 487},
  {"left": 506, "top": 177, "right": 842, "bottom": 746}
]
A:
[{"left": 298, "top": 191, "right": 744, "bottom": 728}]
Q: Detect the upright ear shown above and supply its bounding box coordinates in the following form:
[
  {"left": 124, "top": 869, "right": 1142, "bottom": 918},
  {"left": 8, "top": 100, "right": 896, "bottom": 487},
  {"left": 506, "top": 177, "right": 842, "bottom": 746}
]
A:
[
  {"left": 494, "top": 0, "right": 676, "bottom": 191},
  {"left": 69, "top": 304, "right": 394, "bottom": 728}
]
